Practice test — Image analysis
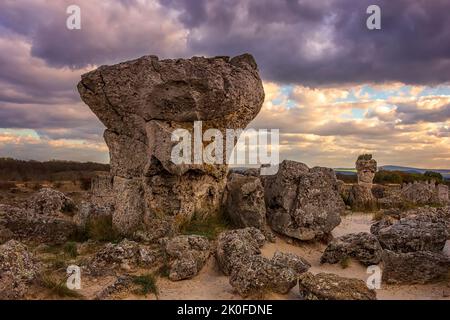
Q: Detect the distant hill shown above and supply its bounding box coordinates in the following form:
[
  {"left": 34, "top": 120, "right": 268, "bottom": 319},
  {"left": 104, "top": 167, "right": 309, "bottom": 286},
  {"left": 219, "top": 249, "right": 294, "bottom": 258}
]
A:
[{"left": 335, "top": 165, "right": 450, "bottom": 179}]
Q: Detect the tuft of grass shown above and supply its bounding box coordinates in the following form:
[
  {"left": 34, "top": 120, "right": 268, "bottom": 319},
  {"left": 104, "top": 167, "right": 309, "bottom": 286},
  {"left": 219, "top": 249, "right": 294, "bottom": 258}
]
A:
[
  {"left": 180, "top": 212, "right": 230, "bottom": 240},
  {"left": 372, "top": 211, "right": 384, "bottom": 221},
  {"left": 39, "top": 273, "right": 83, "bottom": 299},
  {"left": 339, "top": 257, "right": 351, "bottom": 269},
  {"left": 85, "top": 216, "right": 121, "bottom": 242},
  {"left": 63, "top": 242, "right": 78, "bottom": 258},
  {"left": 132, "top": 274, "right": 159, "bottom": 298}
]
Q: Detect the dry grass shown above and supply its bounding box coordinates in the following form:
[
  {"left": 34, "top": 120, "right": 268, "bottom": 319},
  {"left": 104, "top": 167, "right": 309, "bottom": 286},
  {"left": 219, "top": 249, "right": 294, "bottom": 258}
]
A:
[{"left": 38, "top": 272, "right": 84, "bottom": 299}]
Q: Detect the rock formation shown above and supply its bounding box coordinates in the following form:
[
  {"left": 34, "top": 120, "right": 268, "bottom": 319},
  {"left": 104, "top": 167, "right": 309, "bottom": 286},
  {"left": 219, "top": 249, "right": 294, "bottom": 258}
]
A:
[
  {"left": 264, "top": 160, "right": 344, "bottom": 240},
  {"left": 356, "top": 154, "right": 377, "bottom": 187},
  {"left": 347, "top": 154, "right": 378, "bottom": 210},
  {"left": 78, "top": 54, "right": 264, "bottom": 237}
]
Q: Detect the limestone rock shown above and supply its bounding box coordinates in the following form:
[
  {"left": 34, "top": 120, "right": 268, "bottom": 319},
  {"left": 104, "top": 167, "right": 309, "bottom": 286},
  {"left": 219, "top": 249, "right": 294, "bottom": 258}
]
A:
[
  {"left": 298, "top": 272, "right": 377, "bottom": 300},
  {"left": 320, "top": 232, "right": 383, "bottom": 266},
  {"left": 271, "top": 251, "right": 311, "bottom": 276},
  {"left": 0, "top": 240, "right": 41, "bottom": 299},
  {"left": 0, "top": 204, "right": 77, "bottom": 244},
  {"left": 382, "top": 250, "right": 450, "bottom": 284},
  {"left": 376, "top": 212, "right": 448, "bottom": 253},
  {"left": 74, "top": 201, "right": 113, "bottom": 228},
  {"left": 347, "top": 185, "right": 378, "bottom": 211},
  {"left": 216, "top": 227, "right": 266, "bottom": 275},
  {"left": 229, "top": 255, "right": 297, "bottom": 297},
  {"left": 87, "top": 239, "right": 159, "bottom": 275},
  {"left": 264, "top": 160, "right": 344, "bottom": 241},
  {"left": 164, "top": 235, "right": 210, "bottom": 281},
  {"left": 222, "top": 173, "right": 267, "bottom": 231},
  {"left": 356, "top": 155, "right": 377, "bottom": 187},
  {"left": 78, "top": 54, "right": 265, "bottom": 237},
  {"left": 26, "top": 188, "right": 76, "bottom": 216}
]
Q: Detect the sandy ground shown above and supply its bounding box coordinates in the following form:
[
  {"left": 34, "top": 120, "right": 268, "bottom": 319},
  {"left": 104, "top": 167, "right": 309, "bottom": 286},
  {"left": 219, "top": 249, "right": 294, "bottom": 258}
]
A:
[{"left": 154, "top": 212, "right": 450, "bottom": 300}]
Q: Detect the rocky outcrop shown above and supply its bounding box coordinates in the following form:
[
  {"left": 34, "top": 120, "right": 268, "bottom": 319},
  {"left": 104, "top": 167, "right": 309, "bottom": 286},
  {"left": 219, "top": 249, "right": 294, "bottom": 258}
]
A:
[
  {"left": 229, "top": 255, "right": 297, "bottom": 297},
  {"left": 86, "top": 239, "right": 159, "bottom": 275},
  {"left": 346, "top": 155, "right": 378, "bottom": 210},
  {"left": 216, "top": 227, "right": 266, "bottom": 275},
  {"left": 375, "top": 212, "right": 448, "bottom": 253},
  {"left": 222, "top": 173, "right": 268, "bottom": 233},
  {"left": 164, "top": 235, "right": 210, "bottom": 281},
  {"left": 264, "top": 160, "right": 344, "bottom": 241},
  {"left": 78, "top": 54, "right": 264, "bottom": 237},
  {"left": 382, "top": 250, "right": 450, "bottom": 284},
  {"left": 271, "top": 251, "right": 311, "bottom": 276},
  {"left": 74, "top": 201, "right": 113, "bottom": 228},
  {"left": 298, "top": 272, "right": 377, "bottom": 300},
  {"left": 400, "top": 181, "right": 449, "bottom": 206},
  {"left": 0, "top": 240, "right": 41, "bottom": 299},
  {"left": 320, "top": 232, "right": 383, "bottom": 266}
]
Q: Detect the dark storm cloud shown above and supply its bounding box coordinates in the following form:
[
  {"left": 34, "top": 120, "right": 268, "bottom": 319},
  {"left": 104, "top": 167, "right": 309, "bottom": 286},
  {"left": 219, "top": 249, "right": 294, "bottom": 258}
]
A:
[{"left": 161, "top": 0, "right": 450, "bottom": 86}]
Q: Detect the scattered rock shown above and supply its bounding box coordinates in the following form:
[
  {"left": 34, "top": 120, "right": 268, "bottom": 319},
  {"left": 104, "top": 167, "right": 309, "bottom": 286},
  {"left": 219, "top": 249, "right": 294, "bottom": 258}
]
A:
[
  {"left": 320, "top": 232, "right": 383, "bottom": 266},
  {"left": 165, "top": 235, "right": 210, "bottom": 281},
  {"left": 216, "top": 228, "right": 266, "bottom": 275},
  {"left": 222, "top": 173, "right": 268, "bottom": 233},
  {"left": 264, "top": 160, "right": 344, "bottom": 241},
  {"left": 87, "top": 239, "right": 159, "bottom": 275},
  {"left": 0, "top": 204, "right": 78, "bottom": 244},
  {"left": 382, "top": 250, "right": 450, "bottom": 284},
  {"left": 0, "top": 240, "right": 41, "bottom": 299},
  {"left": 95, "top": 275, "right": 134, "bottom": 300},
  {"left": 271, "top": 251, "right": 311, "bottom": 276},
  {"left": 26, "top": 188, "right": 77, "bottom": 216},
  {"left": 229, "top": 255, "right": 297, "bottom": 297},
  {"left": 376, "top": 212, "right": 448, "bottom": 253},
  {"left": 298, "top": 272, "right": 377, "bottom": 300}
]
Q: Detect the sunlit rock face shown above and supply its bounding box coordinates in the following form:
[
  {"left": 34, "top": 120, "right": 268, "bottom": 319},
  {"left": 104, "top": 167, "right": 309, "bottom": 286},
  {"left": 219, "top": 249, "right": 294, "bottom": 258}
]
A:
[{"left": 78, "top": 54, "right": 264, "bottom": 237}]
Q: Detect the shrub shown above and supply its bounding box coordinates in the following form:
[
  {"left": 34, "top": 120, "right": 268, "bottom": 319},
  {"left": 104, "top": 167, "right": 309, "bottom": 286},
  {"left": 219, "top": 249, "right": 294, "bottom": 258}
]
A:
[
  {"left": 357, "top": 154, "right": 372, "bottom": 161},
  {"left": 38, "top": 272, "right": 83, "bottom": 299},
  {"left": 132, "top": 274, "right": 159, "bottom": 298},
  {"left": 339, "top": 257, "right": 351, "bottom": 269},
  {"left": 63, "top": 242, "right": 78, "bottom": 258},
  {"left": 180, "top": 212, "right": 230, "bottom": 240}
]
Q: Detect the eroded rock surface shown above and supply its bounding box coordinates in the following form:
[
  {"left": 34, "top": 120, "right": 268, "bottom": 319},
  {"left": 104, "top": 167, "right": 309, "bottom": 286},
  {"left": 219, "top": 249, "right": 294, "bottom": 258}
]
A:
[
  {"left": 164, "top": 235, "right": 210, "bottom": 281},
  {"left": 0, "top": 240, "right": 41, "bottom": 299},
  {"left": 320, "top": 232, "right": 383, "bottom": 266},
  {"left": 26, "top": 188, "right": 76, "bottom": 216},
  {"left": 264, "top": 160, "right": 344, "bottom": 241},
  {"left": 298, "top": 272, "right": 377, "bottom": 300},
  {"left": 271, "top": 251, "right": 311, "bottom": 276},
  {"left": 382, "top": 250, "right": 450, "bottom": 284},
  {"left": 78, "top": 54, "right": 265, "bottom": 237}
]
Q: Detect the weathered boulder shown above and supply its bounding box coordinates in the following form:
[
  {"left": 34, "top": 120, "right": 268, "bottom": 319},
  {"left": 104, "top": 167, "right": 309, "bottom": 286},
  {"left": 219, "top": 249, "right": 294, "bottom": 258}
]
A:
[
  {"left": 356, "top": 154, "right": 377, "bottom": 188},
  {"left": 382, "top": 250, "right": 450, "bottom": 284},
  {"left": 216, "top": 227, "right": 266, "bottom": 275},
  {"left": 400, "top": 181, "right": 448, "bottom": 206},
  {"left": 375, "top": 212, "right": 448, "bottom": 253},
  {"left": 0, "top": 204, "right": 78, "bottom": 244},
  {"left": 229, "top": 255, "right": 297, "bottom": 297},
  {"left": 26, "top": 188, "right": 76, "bottom": 216},
  {"left": 347, "top": 185, "right": 378, "bottom": 211},
  {"left": 0, "top": 240, "right": 41, "bottom": 299},
  {"left": 298, "top": 272, "right": 377, "bottom": 300},
  {"left": 264, "top": 160, "right": 344, "bottom": 241},
  {"left": 271, "top": 251, "right": 311, "bottom": 276},
  {"left": 86, "top": 239, "right": 159, "bottom": 275},
  {"left": 74, "top": 201, "right": 113, "bottom": 228},
  {"left": 164, "top": 235, "right": 210, "bottom": 281},
  {"left": 320, "top": 232, "right": 383, "bottom": 266},
  {"left": 222, "top": 173, "right": 267, "bottom": 232},
  {"left": 78, "top": 54, "right": 265, "bottom": 237}
]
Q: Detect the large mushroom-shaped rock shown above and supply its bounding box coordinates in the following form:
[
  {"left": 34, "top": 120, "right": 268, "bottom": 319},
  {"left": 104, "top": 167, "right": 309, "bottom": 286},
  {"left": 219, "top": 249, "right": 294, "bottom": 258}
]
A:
[
  {"left": 298, "top": 272, "right": 377, "bottom": 300},
  {"left": 0, "top": 240, "right": 41, "bottom": 299},
  {"left": 375, "top": 212, "right": 448, "bottom": 253},
  {"left": 78, "top": 54, "right": 264, "bottom": 237},
  {"left": 215, "top": 227, "right": 266, "bottom": 275},
  {"left": 264, "top": 160, "right": 344, "bottom": 241},
  {"left": 320, "top": 232, "right": 383, "bottom": 266},
  {"left": 164, "top": 235, "right": 210, "bottom": 281},
  {"left": 382, "top": 250, "right": 450, "bottom": 284}
]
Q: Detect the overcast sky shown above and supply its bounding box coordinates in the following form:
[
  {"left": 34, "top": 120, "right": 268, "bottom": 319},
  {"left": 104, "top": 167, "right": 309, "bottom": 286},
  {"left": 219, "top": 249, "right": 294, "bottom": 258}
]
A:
[{"left": 0, "top": 0, "right": 449, "bottom": 168}]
